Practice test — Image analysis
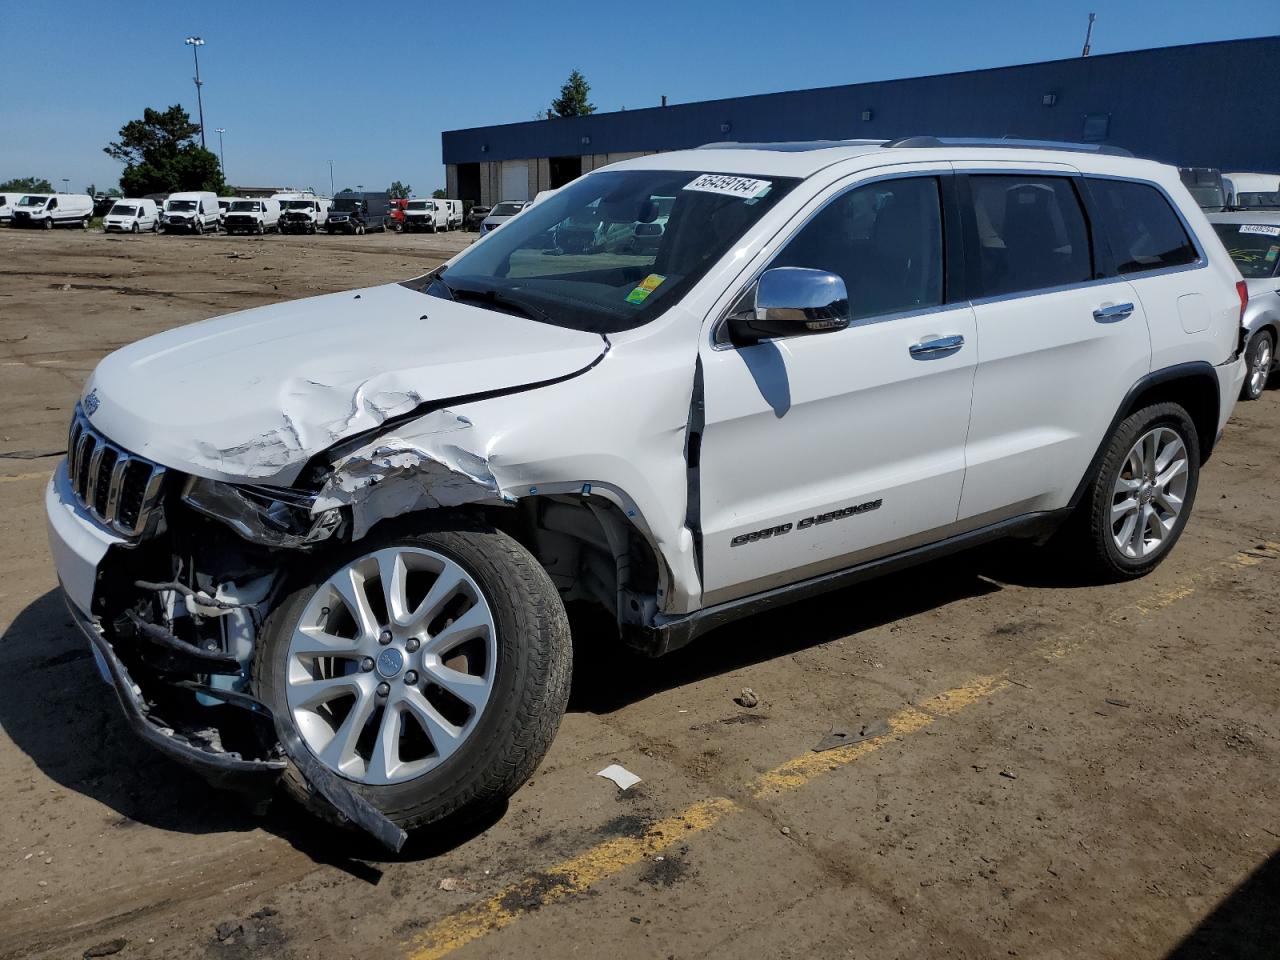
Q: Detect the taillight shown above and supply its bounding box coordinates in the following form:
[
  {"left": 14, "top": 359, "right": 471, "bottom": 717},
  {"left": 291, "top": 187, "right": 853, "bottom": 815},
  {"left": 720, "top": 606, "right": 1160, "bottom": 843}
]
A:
[{"left": 1237, "top": 280, "right": 1249, "bottom": 322}]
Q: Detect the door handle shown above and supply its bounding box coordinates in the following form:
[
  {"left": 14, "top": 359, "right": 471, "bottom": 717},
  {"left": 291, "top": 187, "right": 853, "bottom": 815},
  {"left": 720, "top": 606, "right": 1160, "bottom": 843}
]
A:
[
  {"left": 1093, "top": 302, "right": 1134, "bottom": 323},
  {"left": 909, "top": 334, "right": 965, "bottom": 358}
]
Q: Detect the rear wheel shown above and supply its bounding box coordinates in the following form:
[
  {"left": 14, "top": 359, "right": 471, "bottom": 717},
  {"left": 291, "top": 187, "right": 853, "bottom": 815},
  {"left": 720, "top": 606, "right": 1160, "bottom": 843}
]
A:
[
  {"left": 254, "top": 514, "right": 571, "bottom": 831},
  {"left": 1241, "top": 330, "right": 1274, "bottom": 401},
  {"left": 1067, "top": 402, "right": 1199, "bottom": 581}
]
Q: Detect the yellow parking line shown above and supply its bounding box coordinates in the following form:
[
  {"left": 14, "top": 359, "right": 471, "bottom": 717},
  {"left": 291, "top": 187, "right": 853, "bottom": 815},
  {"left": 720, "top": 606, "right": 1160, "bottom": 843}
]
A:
[
  {"left": 406, "top": 797, "right": 739, "bottom": 960},
  {"left": 404, "top": 546, "right": 1273, "bottom": 959}
]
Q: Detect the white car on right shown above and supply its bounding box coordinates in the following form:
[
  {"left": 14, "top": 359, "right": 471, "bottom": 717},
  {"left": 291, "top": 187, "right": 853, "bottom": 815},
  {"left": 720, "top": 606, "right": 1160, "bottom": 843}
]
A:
[
  {"left": 478, "top": 199, "right": 531, "bottom": 236},
  {"left": 1208, "top": 210, "right": 1280, "bottom": 399}
]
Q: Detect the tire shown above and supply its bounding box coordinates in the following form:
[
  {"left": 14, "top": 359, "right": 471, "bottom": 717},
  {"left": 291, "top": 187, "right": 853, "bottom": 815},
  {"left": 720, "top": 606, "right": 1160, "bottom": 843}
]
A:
[
  {"left": 257, "top": 222, "right": 265, "bottom": 235},
  {"left": 1240, "top": 329, "right": 1274, "bottom": 401},
  {"left": 1066, "top": 402, "right": 1200, "bottom": 581},
  {"left": 42, "top": 218, "right": 53, "bottom": 230},
  {"left": 131, "top": 222, "right": 139, "bottom": 234},
  {"left": 356, "top": 224, "right": 365, "bottom": 236},
  {"left": 195, "top": 220, "right": 204, "bottom": 236},
  {"left": 254, "top": 512, "right": 571, "bottom": 832}
]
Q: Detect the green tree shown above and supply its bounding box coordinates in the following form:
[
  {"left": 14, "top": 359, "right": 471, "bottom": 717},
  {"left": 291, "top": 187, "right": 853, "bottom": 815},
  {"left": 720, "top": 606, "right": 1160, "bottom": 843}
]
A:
[
  {"left": 388, "top": 180, "right": 412, "bottom": 199},
  {"left": 432, "top": 188, "right": 447, "bottom": 199},
  {"left": 551, "top": 70, "right": 595, "bottom": 118},
  {"left": 104, "top": 105, "right": 226, "bottom": 195},
  {"left": 0, "top": 176, "right": 53, "bottom": 192}
]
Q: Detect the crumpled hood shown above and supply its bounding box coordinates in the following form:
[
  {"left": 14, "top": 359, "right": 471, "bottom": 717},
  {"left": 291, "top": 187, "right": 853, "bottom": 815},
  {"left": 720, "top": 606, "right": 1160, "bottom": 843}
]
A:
[{"left": 83, "top": 282, "right": 608, "bottom": 485}]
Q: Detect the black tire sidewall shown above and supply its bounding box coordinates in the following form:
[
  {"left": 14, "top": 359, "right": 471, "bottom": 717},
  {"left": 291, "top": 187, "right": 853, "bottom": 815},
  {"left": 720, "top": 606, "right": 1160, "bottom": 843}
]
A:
[
  {"left": 1087, "top": 402, "right": 1201, "bottom": 578},
  {"left": 254, "top": 514, "right": 570, "bottom": 827}
]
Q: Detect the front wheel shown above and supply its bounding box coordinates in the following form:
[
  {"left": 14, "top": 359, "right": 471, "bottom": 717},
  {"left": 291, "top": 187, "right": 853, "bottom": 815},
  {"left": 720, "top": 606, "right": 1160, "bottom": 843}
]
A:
[
  {"left": 254, "top": 514, "right": 571, "bottom": 831},
  {"left": 1067, "top": 402, "right": 1200, "bottom": 581},
  {"left": 42, "top": 218, "right": 53, "bottom": 230},
  {"left": 1241, "top": 330, "right": 1274, "bottom": 401},
  {"left": 131, "top": 222, "right": 139, "bottom": 234}
]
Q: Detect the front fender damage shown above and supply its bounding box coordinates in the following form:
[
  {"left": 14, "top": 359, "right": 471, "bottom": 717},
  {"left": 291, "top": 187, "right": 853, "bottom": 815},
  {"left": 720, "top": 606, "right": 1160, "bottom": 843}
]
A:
[{"left": 311, "top": 408, "right": 512, "bottom": 539}]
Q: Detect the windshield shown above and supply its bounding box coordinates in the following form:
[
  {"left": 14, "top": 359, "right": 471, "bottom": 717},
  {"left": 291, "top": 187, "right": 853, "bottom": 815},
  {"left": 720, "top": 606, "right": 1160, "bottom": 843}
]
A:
[
  {"left": 332, "top": 198, "right": 361, "bottom": 212},
  {"left": 18, "top": 195, "right": 48, "bottom": 207},
  {"left": 1236, "top": 191, "right": 1280, "bottom": 210},
  {"left": 109, "top": 204, "right": 138, "bottom": 217},
  {"left": 1187, "top": 185, "right": 1226, "bottom": 211},
  {"left": 284, "top": 200, "right": 315, "bottom": 210},
  {"left": 420, "top": 169, "right": 798, "bottom": 334},
  {"left": 230, "top": 200, "right": 262, "bottom": 212},
  {"left": 167, "top": 200, "right": 197, "bottom": 211},
  {"left": 407, "top": 200, "right": 430, "bottom": 211},
  {"left": 1213, "top": 223, "right": 1280, "bottom": 279},
  {"left": 490, "top": 202, "right": 525, "bottom": 217}
]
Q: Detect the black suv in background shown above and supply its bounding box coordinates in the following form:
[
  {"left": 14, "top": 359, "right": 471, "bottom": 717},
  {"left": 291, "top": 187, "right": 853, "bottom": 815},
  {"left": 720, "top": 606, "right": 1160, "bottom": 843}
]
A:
[{"left": 326, "top": 191, "right": 391, "bottom": 235}]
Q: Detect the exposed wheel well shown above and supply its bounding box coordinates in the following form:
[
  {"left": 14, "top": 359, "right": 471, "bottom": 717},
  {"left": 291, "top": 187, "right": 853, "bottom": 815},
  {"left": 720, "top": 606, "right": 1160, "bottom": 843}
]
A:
[
  {"left": 1121, "top": 366, "right": 1220, "bottom": 463},
  {"left": 478, "top": 496, "right": 665, "bottom": 636}
]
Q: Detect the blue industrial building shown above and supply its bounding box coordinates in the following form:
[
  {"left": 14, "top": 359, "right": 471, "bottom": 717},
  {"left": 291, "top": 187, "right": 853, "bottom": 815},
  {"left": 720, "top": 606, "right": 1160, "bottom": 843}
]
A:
[{"left": 442, "top": 36, "right": 1279, "bottom": 204}]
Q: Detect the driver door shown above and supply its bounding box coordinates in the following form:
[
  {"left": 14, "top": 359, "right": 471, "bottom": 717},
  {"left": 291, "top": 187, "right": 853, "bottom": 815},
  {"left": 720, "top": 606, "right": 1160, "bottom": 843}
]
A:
[{"left": 697, "top": 170, "right": 978, "bottom": 606}]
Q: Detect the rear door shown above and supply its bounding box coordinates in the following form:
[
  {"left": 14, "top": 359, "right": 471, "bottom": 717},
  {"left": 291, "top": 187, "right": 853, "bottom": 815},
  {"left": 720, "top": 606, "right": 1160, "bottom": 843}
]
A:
[{"left": 955, "top": 164, "right": 1150, "bottom": 522}]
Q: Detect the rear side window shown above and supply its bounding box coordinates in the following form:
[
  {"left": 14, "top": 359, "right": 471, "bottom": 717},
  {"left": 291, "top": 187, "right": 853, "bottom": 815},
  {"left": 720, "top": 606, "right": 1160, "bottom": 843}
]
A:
[
  {"left": 1088, "top": 179, "right": 1199, "bottom": 274},
  {"left": 968, "top": 175, "right": 1092, "bottom": 297},
  {"left": 769, "top": 176, "right": 944, "bottom": 321}
]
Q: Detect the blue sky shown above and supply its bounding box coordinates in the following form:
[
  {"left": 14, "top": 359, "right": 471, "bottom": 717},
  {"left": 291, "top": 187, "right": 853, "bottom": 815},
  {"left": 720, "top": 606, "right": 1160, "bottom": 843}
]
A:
[{"left": 1, "top": 2, "right": 1276, "bottom": 196}]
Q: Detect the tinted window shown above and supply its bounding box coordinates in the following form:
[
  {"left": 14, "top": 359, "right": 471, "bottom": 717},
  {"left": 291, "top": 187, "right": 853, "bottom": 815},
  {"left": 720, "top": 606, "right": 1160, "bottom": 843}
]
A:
[
  {"left": 770, "top": 176, "right": 943, "bottom": 321},
  {"left": 969, "top": 175, "right": 1092, "bottom": 297},
  {"left": 1089, "top": 179, "right": 1199, "bottom": 274}
]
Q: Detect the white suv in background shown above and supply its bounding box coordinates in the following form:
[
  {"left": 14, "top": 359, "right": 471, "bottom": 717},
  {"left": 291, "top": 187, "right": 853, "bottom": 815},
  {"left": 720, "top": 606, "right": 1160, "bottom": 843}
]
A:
[{"left": 46, "top": 138, "right": 1246, "bottom": 850}]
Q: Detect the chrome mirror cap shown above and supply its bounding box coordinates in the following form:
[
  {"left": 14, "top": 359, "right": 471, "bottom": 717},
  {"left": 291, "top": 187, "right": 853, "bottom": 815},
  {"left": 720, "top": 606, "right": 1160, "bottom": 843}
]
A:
[{"left": 729, "top": 267, "right": 850, "bottom": 344}]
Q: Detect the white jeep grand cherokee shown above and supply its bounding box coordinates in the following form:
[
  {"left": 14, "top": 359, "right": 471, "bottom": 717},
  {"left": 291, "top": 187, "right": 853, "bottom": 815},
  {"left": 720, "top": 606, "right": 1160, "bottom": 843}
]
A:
[{"left": 46, "top": 138, "right": 1248, "bottom": 847}]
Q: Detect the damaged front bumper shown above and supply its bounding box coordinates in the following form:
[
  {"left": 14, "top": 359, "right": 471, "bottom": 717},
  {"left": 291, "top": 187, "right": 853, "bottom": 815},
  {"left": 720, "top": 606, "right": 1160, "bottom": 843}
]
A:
[{"left": 47, "top": 462, "right": 285, "bottom": 791}]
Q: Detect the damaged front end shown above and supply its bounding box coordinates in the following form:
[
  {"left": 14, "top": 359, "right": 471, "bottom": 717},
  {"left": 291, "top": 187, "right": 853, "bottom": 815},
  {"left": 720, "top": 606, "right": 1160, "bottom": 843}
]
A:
[{"left": 56, "top": 404, "right": 514, "bottom": 848}]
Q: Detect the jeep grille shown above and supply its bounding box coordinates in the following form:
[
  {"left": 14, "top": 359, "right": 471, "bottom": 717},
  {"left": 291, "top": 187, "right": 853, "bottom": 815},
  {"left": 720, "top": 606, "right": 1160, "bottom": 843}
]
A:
[{"left": 67, "top": 408, "right": 166, "bottom": 537}]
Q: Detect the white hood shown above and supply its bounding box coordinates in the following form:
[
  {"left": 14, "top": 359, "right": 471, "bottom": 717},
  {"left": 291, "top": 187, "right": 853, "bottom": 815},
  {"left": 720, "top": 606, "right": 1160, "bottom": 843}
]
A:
[{"left": 83, "top": 282, "right": 607, "bottom": 485}]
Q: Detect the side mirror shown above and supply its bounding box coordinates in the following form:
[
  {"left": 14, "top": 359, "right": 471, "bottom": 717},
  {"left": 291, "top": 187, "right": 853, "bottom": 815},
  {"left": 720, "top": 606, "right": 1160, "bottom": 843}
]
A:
[{"left": 727, "top": 267, "right": 850, "bottom": 345}]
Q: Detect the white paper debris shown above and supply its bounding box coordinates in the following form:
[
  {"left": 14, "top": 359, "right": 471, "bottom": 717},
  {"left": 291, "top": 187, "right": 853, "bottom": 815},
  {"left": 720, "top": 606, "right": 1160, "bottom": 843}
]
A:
[{"left": 597, "top": 764, "right": 642, "bottom": 791}]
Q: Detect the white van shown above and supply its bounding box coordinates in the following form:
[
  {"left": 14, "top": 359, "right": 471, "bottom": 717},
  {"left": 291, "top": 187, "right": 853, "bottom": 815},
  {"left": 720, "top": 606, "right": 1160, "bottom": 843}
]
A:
[
  {"left": 0, "top": 192, "right": 16, "bottom": 224},
  {"left": 10, "top": 193, "right": 94, "bottom": 229},
  {"left": 445, "top": 199, "right": 464, "bottom": 229},
  {"left": 402, "top": 198, "right": 448, "bottom": 232},
  {"left": 217, "top": 197, "right": 237, "bottom": 228},
  {"left": 224, "top": 198, "right": 282, "bottom": 235},
  {"left": 279, "top": 197, "right": 333, "bottom": 233},
  {"left": 162, "top": 191, "right": 220, "bottom": 234},
  {"left": 1224, "top": 172, "right": 1280, "bottom": 209},
  {"left": 103, "top": 198, "right": 160, "bottom": 234}
]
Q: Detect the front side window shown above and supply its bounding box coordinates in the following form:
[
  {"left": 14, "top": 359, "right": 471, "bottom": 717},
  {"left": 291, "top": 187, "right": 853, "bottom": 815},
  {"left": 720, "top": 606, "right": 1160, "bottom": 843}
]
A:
[
  {"left": 1212, "top": 223, "right": 1280, "bottom": 279},
  {"left": 969, "top": 175, "right": 1092, "bottom": 297},
  {"left": 769, "top": 176, "right": 944, "bottom": 321},
  {"left": 1089, "top": 179, "right": 1199, "bottom": 275},
  {"left": 425, "top": 169, "right": 798, "bottom": 334}
]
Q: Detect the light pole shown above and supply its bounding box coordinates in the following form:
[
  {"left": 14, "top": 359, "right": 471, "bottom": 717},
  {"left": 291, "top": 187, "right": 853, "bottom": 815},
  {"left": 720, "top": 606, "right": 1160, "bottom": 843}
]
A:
[
  {"left": 61, "top": 178, "right": 69, "bottom": 194},
  {"left": 214, "top": 127, "right": 227, "bottom": 179},
  {"left": 184, "top": 37, "right": 206, "bottom": 148},
  {"left": 328, "top": 160, "right": 334, "bottom": 196}
]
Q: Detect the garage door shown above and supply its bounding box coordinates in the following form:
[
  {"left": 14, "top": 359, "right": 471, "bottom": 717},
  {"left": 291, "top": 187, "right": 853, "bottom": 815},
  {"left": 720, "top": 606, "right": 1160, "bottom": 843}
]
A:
[{"left": 500, "top": 161, "right": 530, "bottom": 202}]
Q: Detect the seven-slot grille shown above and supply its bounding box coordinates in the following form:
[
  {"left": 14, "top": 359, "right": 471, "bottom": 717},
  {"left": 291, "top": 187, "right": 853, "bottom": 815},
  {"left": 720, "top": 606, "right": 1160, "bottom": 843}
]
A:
[{"left": 67, "top": 408, "right": 166, "bottom": 537}]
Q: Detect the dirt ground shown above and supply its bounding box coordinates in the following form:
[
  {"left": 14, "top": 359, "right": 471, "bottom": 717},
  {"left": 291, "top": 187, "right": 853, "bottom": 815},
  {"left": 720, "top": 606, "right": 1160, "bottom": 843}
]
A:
[{"left": 0, "top": 227, "right": 1277, "bottom": 960}]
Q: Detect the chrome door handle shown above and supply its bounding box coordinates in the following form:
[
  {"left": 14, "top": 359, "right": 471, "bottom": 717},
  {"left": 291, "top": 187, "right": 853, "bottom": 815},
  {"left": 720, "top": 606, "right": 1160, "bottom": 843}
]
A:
[
  {"left": 909, "top": 334, "right": 965, "bottom": 358},
  {"left": 1094, "top": 302, "right": 1134, "bottom": 323}
]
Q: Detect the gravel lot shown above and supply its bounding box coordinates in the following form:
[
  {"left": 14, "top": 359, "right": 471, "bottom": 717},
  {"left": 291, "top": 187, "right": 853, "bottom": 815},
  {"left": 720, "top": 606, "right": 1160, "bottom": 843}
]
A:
[{"left": 1, "top": 227, "right": 1277, "bottom": 960}]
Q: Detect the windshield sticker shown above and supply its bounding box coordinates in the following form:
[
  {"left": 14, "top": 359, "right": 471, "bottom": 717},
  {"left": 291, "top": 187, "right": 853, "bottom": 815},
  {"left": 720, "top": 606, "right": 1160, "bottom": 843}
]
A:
[
  {"left": 1239, "top": 224, "right": 1280, "bottom": 236},
  {"left": 684, "top": 174, "right": 772, "bottom": 200},
  {"left": 1267, "top": 245, "right": 1279, "bottom": 262},
  {"left": 625, "top": 273, "right": 666, "bottom": 304}
]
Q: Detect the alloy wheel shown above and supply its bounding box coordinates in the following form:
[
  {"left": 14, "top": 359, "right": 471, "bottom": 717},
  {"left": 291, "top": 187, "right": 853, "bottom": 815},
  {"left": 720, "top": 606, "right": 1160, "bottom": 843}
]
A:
[
  {"left": 1110, "top": 426, "right": 1189, "bottom": 560},
  {"left": 1248, "top": 336, "right": 1273, "bottom": 397},
  {"left": 285, "top": 546, "right": 498, "bottom": 785}
]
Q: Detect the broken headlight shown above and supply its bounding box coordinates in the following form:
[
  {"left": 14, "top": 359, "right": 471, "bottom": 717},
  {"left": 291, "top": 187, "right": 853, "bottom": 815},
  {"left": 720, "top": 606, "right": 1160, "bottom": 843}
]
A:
[{"left": 181, "top": 476, "right": 342, "bottom": 548}]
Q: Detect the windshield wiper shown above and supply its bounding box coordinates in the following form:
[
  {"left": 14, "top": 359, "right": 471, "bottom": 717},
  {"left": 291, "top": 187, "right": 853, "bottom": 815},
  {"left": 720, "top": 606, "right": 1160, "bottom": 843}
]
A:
[{"left": 449, "top": 284, "right": 553, "bottom": 325}]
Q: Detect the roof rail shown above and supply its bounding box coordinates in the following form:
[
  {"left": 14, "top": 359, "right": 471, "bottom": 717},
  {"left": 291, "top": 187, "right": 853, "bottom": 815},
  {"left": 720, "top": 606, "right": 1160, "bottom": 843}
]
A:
[
  {"left": 695, "top": 139, "right": 887, "bottom": 152},
  {"left": 885, "top": 136, "right": 1134, "bottom": 158}
]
